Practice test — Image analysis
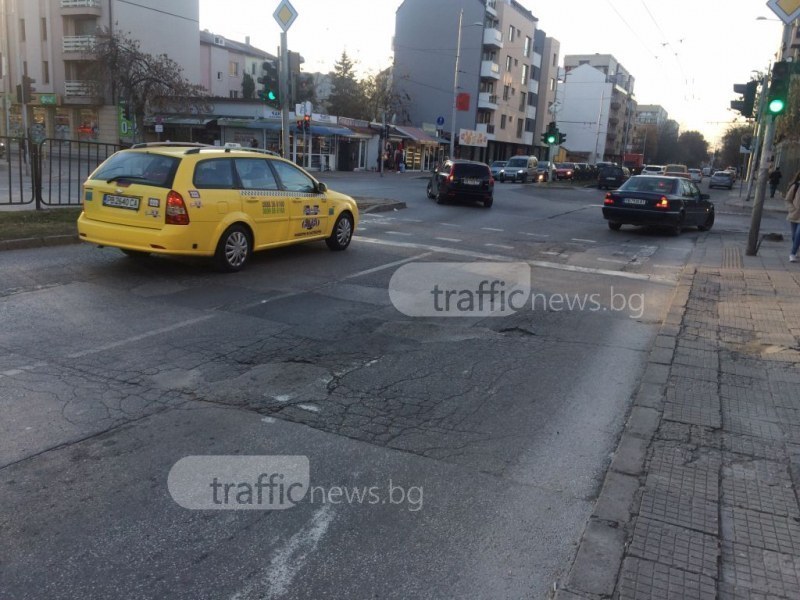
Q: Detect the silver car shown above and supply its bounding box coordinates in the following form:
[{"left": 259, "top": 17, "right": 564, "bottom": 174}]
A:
[
  {"left": 489, "top": 160, "right": 507, "bottom": 179},
  {"left": 709, "top": 170, "right": 733, "bottom": 190}
]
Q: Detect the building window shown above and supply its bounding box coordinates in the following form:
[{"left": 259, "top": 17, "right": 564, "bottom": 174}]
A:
[
  {"left": 521, "top": 64, "right": 529, "bottom": 85},
  {"left": 503, "top": 85, "right": 509, "bottom": 101},
  {"left": 525, "top": 118, "right": 535, "bottom": 133},
  {"left": 251, "top": 63, "right": 256, "bottom": 75},
  {"left": 505, "top": 55, "right": 512, "bottom": 72},
  {"left": 524, "top": 36, "right": 531, "bottom": 57},
  {"left": 553, "top": 53, "right": 558, "bottom": 67},
  {"left": 19, "top": 19, "right": 25, "bottom": 42},
  {"left": 0, "top": 52, "right": 3, "bottom": 78},
  {"left": 528, "top": 93, "right": 536, "bottom": 106},
  {"left": 229, "top": 90, "right": 239, "bottom": 98},
  {"left": 516, "top": 119, "right": 523, "bottom": 138},
  {"left": 508, "top": 25, "right": 514, "bottom": 42},
  {"left": 500, "top": 114, "right": 507, "bottom": 130},
  {"left": 217, "top": 71, "right": 222, "bottom": 80},
  {"left": 41, "top": 18, "right": 47, "bottom": 41},
  {"left": 519, "top": 92, "right": 526, "bottom": 112},
  {"left": 229, "top": 61, "right": 239, "bottom": 76},
  {"left": 549, "top": 78, "right": 556, "bottom": 91},
  {"left": 43, "top": 61, "right": 49, "bottom": 84},
  {"left": 23, "top": 61, "right": 28, "bottom": 76}
]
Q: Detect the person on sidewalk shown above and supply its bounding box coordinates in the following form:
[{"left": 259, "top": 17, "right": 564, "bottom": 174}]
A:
[
  {"left": 769, "top": 166, "right": 782, "bottom": 198},
  {"left": 785, "top": 169, "right": 800, "bottom": 262}
]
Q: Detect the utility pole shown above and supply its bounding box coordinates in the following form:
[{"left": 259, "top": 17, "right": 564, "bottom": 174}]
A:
[
  {"left": 449, "top": 8, "right": 463, "bottom": 160},
  {"left": 746, "top": 114, "right": 776, "bottom": 256},
  {"left": 280, "top": 32, "right": 289, "bottom": 160},
  {"left": 746, "top": 74, "right": 769, "bottom": 201}
]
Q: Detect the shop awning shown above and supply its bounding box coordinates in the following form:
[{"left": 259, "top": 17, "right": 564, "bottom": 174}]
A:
[
  {"left": 144, "top": 116, "right": 216, "bottom": 126},
  {"left": 217, "top": 118, "right": 283, "bottom": 131},
  {"left": 344, "top": 125, "right": 377, "bottom": 139},
  {"left": 395, "top": 126, "right": 445, "bottom": 144},
  {"left": 307, "top": 124, "right": 354, "bottom": 136}
]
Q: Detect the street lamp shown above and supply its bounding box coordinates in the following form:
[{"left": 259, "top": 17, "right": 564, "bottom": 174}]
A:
[{"left": 449, "top": 10, "right": 483, "bottom": 160}]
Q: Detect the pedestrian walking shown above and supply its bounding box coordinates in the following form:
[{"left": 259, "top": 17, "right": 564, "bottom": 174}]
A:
[
  {"left": 250, "top": 138, "right": 259, "bottom": 148},
  {"left": 769, "top": 166, "right": 782, "bottom": 198},
  {"left": 785, "top": 169, "right": 800, "bottom": 262}
]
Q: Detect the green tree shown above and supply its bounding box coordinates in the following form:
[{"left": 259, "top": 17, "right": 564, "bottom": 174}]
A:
[
  {"left": 361, "top": 67, "right": 411, "bottom": 123},
  {"left": 717, "top": 123, "right": 753, "bottom": 170},
  {"left": 327, "top": 51, "right": 367, "bottom": 119},
  {"left": 653, "top": 121, "right": 680, "bottom": 164},
  {"left": 676, "top": 131, "right": 709, "bottom": 168},
  {"left": 86, "top": 28, "right": 208, "bottom": 142},
  {"left": 242, "top": 73, "right": 255, "bottom": 100}
]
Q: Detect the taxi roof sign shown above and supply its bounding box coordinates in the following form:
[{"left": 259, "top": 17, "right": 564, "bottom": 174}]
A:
[{"left": 273, "top": 0, "right": 298, "bottom": 32}]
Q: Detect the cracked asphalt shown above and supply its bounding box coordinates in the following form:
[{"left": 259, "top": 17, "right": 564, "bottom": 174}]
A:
[{"left": 1, "top": 175, "right": 785, "bottom": 599}]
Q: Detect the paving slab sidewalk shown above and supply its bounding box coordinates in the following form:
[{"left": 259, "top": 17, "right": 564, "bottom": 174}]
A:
[{"left": 555, "top": 229, "right": 800, "bottom": 599}]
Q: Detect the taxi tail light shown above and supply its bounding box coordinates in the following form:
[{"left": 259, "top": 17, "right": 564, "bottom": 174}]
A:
[
  {"left": 655, "top": 196, "right": 670, "bottom": 209},
  {"left": 166, "top": 191, "right": 190, "bottom": 225},
  {"left": 603, "top": 193, "right": 614, "bottom": 205}
]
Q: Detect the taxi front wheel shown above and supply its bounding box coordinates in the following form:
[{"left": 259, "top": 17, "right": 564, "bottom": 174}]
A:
[
  {"left": 326, "top": 213, "right": 353, "bottom": 251},
  {"left": 214, "top": 224, "right": 251, "bottom": 272}
]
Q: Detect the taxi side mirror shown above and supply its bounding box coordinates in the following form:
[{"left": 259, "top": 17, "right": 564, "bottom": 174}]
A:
[{"left": 317, "top": 182, "right": 327, "bottom": 193}]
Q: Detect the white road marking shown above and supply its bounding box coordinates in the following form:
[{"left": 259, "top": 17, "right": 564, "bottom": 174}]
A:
[
  {"left": 67, "top": 315, "right": 215, "bottom": 359},
  {"left": 542, "top": 251, "right": 563, "bottom": 256},
  {"left": 485, "top": 243, "right": 514, "bottom": 250},
  {"left": 357, "top": 236, "right": 676, "bottom": 283},
  {"left": 386, "top": 231, "right": 414, "bottom": 236},
  {"left": 401, "top": 218, "right": 423, "bottom": 222},
  {"left": 435, "top": 237, "right": 462, "bottom": 243},
  {"left": 596, "top": 257, "right": 628, "bottom": 264},
  {"left": 588, "top": 204, "right": 605, "bottom": 207},
  {"left": 439, "top": 223, "right": 460, "bottom": 227},
  {"left": 520, "top": 232, "right": 549, "bottom": 237},
  {"left": 481, "top": 227, "right": 504, "bottom": 232},
  {"left": 343, "top": 253, "right": 433, "bottom": 280},
  {"left": 572, "top": 238, "right": 597, "bottom": 243}
]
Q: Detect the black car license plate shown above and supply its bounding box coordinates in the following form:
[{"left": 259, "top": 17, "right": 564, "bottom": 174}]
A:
[{"left": 103, "top": 194, "right": 140, "bottom": 210}]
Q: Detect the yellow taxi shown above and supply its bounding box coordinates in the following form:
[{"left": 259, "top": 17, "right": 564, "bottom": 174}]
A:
[{"left": 77, "top": 142, "right": 358, "bottom": 271}]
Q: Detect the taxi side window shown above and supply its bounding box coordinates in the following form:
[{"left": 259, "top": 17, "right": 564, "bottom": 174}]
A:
[
  {"left": 270, "top": 160, "right": 316, "bottom": 193},
  {"left": 234, "top": 158, "right": 279, "bottom": 190},
  {"left": 194, "top": 159, "right": 234, "bottom": 189}
]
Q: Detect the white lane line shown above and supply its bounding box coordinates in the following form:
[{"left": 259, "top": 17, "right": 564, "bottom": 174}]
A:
[
  {"left": 297, "top": 403, "right": 320, "bottom": 413},
  {"left": 435, "top": 237, "right": 462, "bottom": 243},
  {"left": 439, "top": 223, "right": 460, "bottom": 227},
  {"left": 386, "top": 231, "right": 414, "bottom": 236},
  {"left": 572, "top": 238, "right": 597, "bottom": 243},
  {"left": 67, "top": 315, "right": 216, "bottom": 359},
  {"left": 343, "top": 253, "right": 433, "bottom": 280},
  {"left": 481, "top": 227, "right": 504, "bottom": 232},
  {"left": 401, "top": 218, "right": 423, "bottom": 223},
  {"left": 542, "top": 251, "right": 563, "bottom": 256},
  {"left": 485, "top": 243, "right": 514, "bottom": 250},
  {"left": 653, "top": 264, "right": 680, "bottom": 269},
  {"left": 520, "top": 232, "right": 549, "bottom": 237},
  {"left": 588, "top": 204, "right": 605, "bottom": 207},
  {"left": 357, "top": 236, "right": 676, "bottom": 283},
  {"left": 596, "top": 257, "right": 628, "bottom": 264}
]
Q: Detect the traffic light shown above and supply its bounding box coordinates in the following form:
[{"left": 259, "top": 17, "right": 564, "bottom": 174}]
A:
[
  {"left": 558, "top": 132, "right": 567, "bottom": 145},
  {"left": 16, "top": 75, "right": 36, "bottom": 104},
  {"left": 303, "top": 114, "right": 311, "bottom": 131},
  {"left": 257, "top": 59, "right": 280, "bottom": 108},
  {"left": 767, "top": 61, "right": 790, "bottom": 116},
  {"left": 543, "top": 122, "right": 559, "bottom": 145},
  {"left": 731, "top": 80, "right": 757, "bottom": 118}
]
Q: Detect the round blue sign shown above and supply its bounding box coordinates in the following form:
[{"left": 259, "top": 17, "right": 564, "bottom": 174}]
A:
[{"left": 436, "top": 116, "right": 445, "bottom": 126}]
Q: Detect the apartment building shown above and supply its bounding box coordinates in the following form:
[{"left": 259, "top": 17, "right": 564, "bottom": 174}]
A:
[
  {"left": 199, "top": 31, "right": 273, "bottom": 99},
  {"left": 533, "top": 30, "right": 559, "bottom": 160},
  {"left": 0, "top": 0, "right": 199, "bottom": 143},
  {"left": 393, "top": 0, "right": 547, "bottom": 162},
  {"left": 558, "top": 54, "right": 637, "bottom": 163}
]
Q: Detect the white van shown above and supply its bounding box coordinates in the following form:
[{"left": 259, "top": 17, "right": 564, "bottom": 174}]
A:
[{"left": 499, "top": 155, "right": 538, "bottom": 183}]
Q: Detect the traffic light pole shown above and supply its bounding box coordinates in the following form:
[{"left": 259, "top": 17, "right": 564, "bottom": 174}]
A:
[
  {"left": 746, "top": 114, "right": 776, "bottom": 256},
  {"left": 280, "top": 32, "right": 290, "bottom": 160},
  {"left": 745, "top": 74, "right": 769, "bottom": 201}
]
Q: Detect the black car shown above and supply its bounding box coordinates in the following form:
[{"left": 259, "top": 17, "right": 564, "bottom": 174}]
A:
[
  {"left": 597, "top": 165, "right": 628, "bottom": 190},
  {"left": 427, "top": 160, "right": 494, "bottom": 207},
  {"left": 602, "top": 175, "right": 715, "bottom": 235}
]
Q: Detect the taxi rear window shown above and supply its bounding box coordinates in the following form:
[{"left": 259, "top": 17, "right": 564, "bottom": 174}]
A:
[{"left": 91, "top": 152, "right": 179, "bottom": 188}]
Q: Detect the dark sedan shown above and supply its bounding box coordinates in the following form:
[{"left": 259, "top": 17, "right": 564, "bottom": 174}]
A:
[
  {"left": 602, "top": 175, "right": 714, "bottom": 235},
  {"left": 427, "top": 159, "right": 494, "bottom": 208},
  {"left": 597, "top": 165, "right": 628, "bottom": 189}
]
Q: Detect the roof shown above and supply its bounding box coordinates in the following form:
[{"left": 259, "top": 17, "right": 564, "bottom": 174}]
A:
[{"left": 200, "top": 30, "right": 273, "bottom": 59}]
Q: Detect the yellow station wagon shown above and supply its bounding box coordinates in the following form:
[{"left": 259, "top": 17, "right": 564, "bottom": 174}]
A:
[{"left": 77, "top": 142, "right": 358, "bottom": 271}]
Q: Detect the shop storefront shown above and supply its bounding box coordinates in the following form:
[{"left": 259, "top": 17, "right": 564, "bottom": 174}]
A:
[{"left": 393, "top": 126, "right": 445, "bottom": 171}]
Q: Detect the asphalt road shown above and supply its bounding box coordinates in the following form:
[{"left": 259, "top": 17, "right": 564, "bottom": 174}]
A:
[{"left": 0, "top": 174, "right": 784, "bottom": 599}]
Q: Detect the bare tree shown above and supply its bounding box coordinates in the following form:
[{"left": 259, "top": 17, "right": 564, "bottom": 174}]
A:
[{"left": 86, "top": 28, "right": 208, "bottom": 142}]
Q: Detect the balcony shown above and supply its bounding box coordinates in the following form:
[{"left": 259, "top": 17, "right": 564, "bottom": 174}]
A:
[
  {"left": 478, "top": 92, "right": 498, "bottom": 110},
  {"left": 61, "top": 0, "right": 101, "bottom": 15},
  {"left": 64, "top": 80, "right": 97, "bottom": 98},
  {"left": 522, "top": 131, "right": 533, "bottom": 146},
  {"left": 63, "top": 35, "right": 96, "bottom": 54},
  {"left": 480, "top": 60, "right": 500, "bottom": 80},
  {"left": 606, "top": 132, "right": 617, "bottom": 141},
  {"left": 528, "top": 77, "right": 539, "bottom": 94},
  {"left": 525, "top": 105, "right": 536, "bottom": 119},
  {"left": 483, "top": 28, "right": 503, "bottom": 49},
  {"left": 476, "top": 122, "right": 496, "bottom": 140},
  {"left": 485, "top": 0, "right": 497, "bottom": 17},
  {"left": 609, "top": 101, "right": 621, "bottom": 111},
  {"left": 608, "top": 117, "right": 619, "bottom": 127}
]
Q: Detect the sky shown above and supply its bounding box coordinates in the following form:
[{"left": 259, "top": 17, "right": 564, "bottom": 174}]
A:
[{"left": 198, "top": 0, "right": 787, "bottom": 146}]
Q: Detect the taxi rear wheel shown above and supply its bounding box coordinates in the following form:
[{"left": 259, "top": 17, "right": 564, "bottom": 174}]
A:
[
  {"left": 214, "top": 224, "right": 251, "bottom": 272},
  {"left": 326, "top": 212, "right": 353, "bottom": 251}
]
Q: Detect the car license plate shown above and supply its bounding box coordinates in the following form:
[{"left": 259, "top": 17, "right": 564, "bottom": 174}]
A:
[
  {"left": 463, "top": 178, "right": 481, "bottom": 186},
  {"left": 623, "top": 198, "right": 647, "bottom": 205},
  {"left": 103, "top": 194, "right": 140, "bottom": 210}
]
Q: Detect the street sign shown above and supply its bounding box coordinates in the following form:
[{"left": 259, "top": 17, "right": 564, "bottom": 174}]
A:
[
  {"left": 273, "top": 0, "right": 298, "bottom": 32},
  {"left": 767, "top": 0, "right": 800, "bottom": 24},
  {"left": 155, "top": 124, "right": 164, "bottom": 133},
  {"left": 436, "top": 116, "right": 445, "bottom": 126}
]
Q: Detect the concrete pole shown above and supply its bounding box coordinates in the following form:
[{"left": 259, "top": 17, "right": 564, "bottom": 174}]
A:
[
  {"left": 280, "top": 31, "right": 289, "bottom": 160},
  {"left": 449, "top": 8, "right": 463, "bottom": 160},
  {"left": 746, "top": 114, "right": 776, "bottom": 256}
]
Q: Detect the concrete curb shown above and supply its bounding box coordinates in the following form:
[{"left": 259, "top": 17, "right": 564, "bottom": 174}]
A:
[
  {"left": 0, "top": 200, "right": 405, "bottom": 251},
  {"left": 553, "top": 265, "right": 696, "bottom": 600}
]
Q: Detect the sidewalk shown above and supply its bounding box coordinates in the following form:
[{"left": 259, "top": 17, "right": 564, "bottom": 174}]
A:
[{"left": 555, "top": 229, "right": 800, "bottom": 599}]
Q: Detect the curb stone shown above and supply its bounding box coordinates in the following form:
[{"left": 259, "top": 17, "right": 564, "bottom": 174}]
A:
[{"left": 553, "top": 265, "right": 696, "bottom": 600}]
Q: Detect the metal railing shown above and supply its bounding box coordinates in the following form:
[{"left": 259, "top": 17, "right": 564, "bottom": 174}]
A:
[
  {"left": 61, "top": 0, "right": 101, "bottom": 7},
  {"left": 62, "top": 35, "right": 96, "bottom": 53}
]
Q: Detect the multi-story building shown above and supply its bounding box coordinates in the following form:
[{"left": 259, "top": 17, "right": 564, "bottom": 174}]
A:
[
  {"left": 0, "top": 0, "right": 199, "bottom": 142},
  {"left": 533, "top": 30, "right": 559, "bottom": 160},
  {"left": 557, "top": 54, "right": 636, "bottom": 164},
  {"left": 393, "top": 0, "right": 549, "bottom": 162},
  {"left": 199, "top": 31, "right": 272, "bottom": 100}
]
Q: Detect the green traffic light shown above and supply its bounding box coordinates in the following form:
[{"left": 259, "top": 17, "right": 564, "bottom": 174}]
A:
[
  {"left": 768, "top": 97, "right": 786, "bottom": 114},
  {"left": 268, "top": 90, "right": 277, "bottom": 101},
  {"left": 546, "top": 135, "right": 556, "bottom": 144}
]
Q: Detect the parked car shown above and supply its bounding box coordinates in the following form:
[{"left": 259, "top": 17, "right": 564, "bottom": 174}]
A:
[
  {"left": 709, "top": 170, "right": 734, "bottom": 190},
  {"left": 555, "top": 162, "right": 575, "bottom": 180},
  {"left": 427, "top": 159, "right": 494, "bottom": 207},
  {"left": 688, "top": 168, "right": 703, "bottom": 183},
  {"left": 602, "top": 175, "right": 714, "bottom": 235},
  {"left": 537, "top": 160, "right": 556, "bottom": 182},
  {"left": 641, "top": 165, "right": 665, "bottom": 176},
  {"left": 489, "top": 160, "right": 507, "bottom": 180},
  {"left": 77, "top": 142, "right": 358, "bottom": 272},
  {"left": 499, "top": 155, "right": 538, "bottom": 183},
  {"left": 597, "top": 164, "right": 628, "bottom": 189}
]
